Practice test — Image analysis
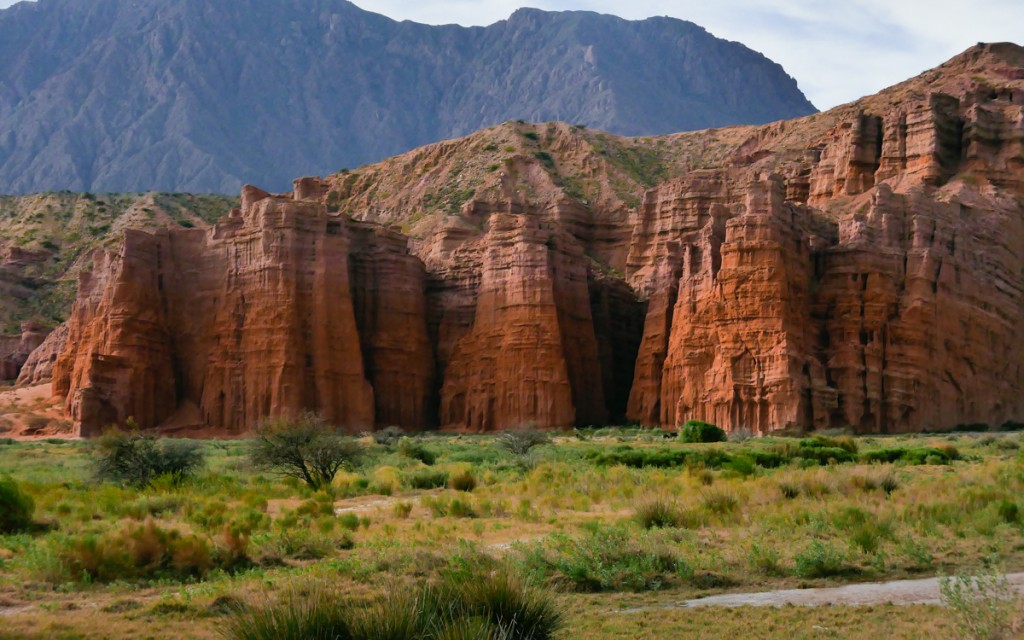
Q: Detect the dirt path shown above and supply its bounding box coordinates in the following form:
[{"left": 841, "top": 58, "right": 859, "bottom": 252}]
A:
[{"left": 619, "top": 572, "right": 1024, "bottom": 612}]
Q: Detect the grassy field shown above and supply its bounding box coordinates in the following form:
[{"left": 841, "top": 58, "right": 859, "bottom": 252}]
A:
[{"left": 1, "top": 429, "right": 1022, "bottom": 639}]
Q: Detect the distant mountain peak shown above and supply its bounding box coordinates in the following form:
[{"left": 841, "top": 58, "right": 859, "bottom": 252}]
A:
[{"left": 0, "top": 0, "right": 816, "bottom": 194}]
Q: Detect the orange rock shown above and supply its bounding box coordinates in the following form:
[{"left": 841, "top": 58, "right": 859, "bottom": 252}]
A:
[{"left": 54, "top": 185, "right": 433, "bottom": 436}]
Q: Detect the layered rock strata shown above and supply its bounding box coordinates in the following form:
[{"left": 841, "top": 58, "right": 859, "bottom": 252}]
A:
[
  {"left": 47, "top": 43, "right": 1024, "bottom": 435},
  {"left": 53, "top": 184, "right": 430, "bottom": 435}
]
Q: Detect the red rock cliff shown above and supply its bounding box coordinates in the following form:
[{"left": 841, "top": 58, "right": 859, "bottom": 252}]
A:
[{"left": 52, "top": 43, "right": 1024, "bottom": 435}]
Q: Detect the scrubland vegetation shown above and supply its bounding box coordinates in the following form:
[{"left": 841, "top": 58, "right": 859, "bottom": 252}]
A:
[{"left": 1, "top": 425, "right": 1023, "bottom": 638}]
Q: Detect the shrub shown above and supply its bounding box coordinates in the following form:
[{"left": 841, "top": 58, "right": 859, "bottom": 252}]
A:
[
  {"left": 407, "top": 467, "right": 450, "bottom": 490},
  {"left": 679, "top": 421, "right": 726, "bottom": 444},
  {"left": 250, "top": 413, "right": 363, "bottom": 490},
  {"left": 398, "top": 439, "right": 436, "bottom": 465},
  {"left": 634, "top": 499, "right": 682, "bottom": 529},
  {"left": 997, "top": 500, "right": 1020, "bottom": 524},
  {"left": 372, "top": 426, "right": 405, "bottom": 447},
  {"left": 54, "top": 519, "right": 242, "bottom": 583},
  {"left": 93, "top": 430, "right": 204, "bottom": 488},
  {"left": 498, "top": 430, "right": 551, "bottom": 456},
  {"left": 449, "top": 468, "right": 477, "bottom": 492},
  {"left": 940, "top": 567, "right": 1023, "bottom": 640},
  {"left": 793, "top": 541, "right": 853, "bottom": 579},
  {"left": 0, "top": 477, "right": 34, "bottom": 533}
]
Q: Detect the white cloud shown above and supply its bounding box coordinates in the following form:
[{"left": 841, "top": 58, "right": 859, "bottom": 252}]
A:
[{"left": 2, "top": 0, "right": 1021, "bottom": 109}]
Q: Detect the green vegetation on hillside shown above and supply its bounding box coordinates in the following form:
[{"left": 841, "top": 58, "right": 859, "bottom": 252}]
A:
[{"left": 0, "top": 192, "right": 237, "bottom": 332}]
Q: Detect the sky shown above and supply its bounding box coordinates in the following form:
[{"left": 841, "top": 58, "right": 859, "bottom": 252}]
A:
[{"left": 1, "top": 0, "right": 1021, "bottom": 109}]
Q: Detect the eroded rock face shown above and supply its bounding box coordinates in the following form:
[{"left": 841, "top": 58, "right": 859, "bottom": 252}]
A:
[
  {"left": 54, "top": 183, "right": 430, "bottom": 436},
  {"left": 0, "top": 322, "right": 49, "bottom": 381},
  {"left": 52, "top": 44, "right": 1024, "bottom": 435},
  {"left": 16, "top": 323, "right": 68, "bottom": 386},
  {"left": 624, "top": 84, "right": 1024, "bottom": 433}
]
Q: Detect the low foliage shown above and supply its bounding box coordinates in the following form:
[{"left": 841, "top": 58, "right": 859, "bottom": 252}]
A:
[
  {"left": 941, "top": 566, "right": 1023, "bottom": 640},
  {"left": 93, "top": 430, "right": 204, "bottom": 487},
  {"left": 224, "top": 567, "right": 563, "bottom": 640},
  {"left": 515, "top": 525, "right": 691, "bottom": 592},
  {"left": 678, "top": 420, "right": 726, "bottom": 444},
  {"left": 0, "top": 476, "right": 34, "bottom": 533}
]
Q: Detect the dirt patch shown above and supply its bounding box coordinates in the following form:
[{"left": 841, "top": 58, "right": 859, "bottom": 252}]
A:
[{"left": 619, "top": 572, "right": 1024, "bottom": 612}]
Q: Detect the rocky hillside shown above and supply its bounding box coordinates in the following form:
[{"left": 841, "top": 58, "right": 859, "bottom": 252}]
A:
[
  {"left": 0, "top": 192, "right": 237, "bottom": 333},
  {"left": 0, "top": 0, "right": 815, "bottom": 195},
  {"left": 45, "top": 43, "right": 1024, "bottom": 436}
]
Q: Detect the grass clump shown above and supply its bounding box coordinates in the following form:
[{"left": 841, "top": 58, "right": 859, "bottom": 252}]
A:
[
  {"left": 94, "top": 430, "right": 204, "bottom": 488},
  {"left": 250, "top": 413, "right": 363, "bottom": 490},
  {"left": 679, "top": 420, "right": 726, "bottom": 444},
  {"left": 448, "top": 468, "right": 477, "bottom": 492},
  {"left": 633, "top": 499, "right": 682, "bottom": 529},
  {"left": 54, "top": 519, "right": 246, "bottom": 584},
  {"left": 407, "top": 467, "right": 450, "bottom": 490},
  {"left": 0, "top": 477, "right": 34, "bottom": 533},
  {"left": 515, "top": 525, "right": 690, "bottom": 592},
  {"left": 224, "top": 567, "right": 563, "bottom": 640},
  {"left": 793, "top": 541, "right": 854, "bottom": 579}
]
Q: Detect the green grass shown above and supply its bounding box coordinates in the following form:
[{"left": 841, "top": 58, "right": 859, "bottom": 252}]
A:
[{"left": 0, "top": 432, "right": 1021, "bottom": 638}]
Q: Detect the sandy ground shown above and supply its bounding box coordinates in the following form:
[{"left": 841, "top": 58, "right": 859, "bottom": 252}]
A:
[
  {"left": 0, "top": 382, "right": 72, "bottom": 438},
  {"left": 618, "top": 572, "right": 1024, "bottom": 612}
]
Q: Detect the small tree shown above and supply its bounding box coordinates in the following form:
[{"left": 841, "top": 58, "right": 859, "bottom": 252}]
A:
[
  {"left": 94, "top": 429, "right": 204, "bottom": 487},
  {"left": 250, "top": 413, "right": 363, "bottom": 490},
  {"left": 497, "top": 428, "right": 552, "bottom": 456}
]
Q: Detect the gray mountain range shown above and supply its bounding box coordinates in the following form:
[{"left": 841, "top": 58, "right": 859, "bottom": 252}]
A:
[{"left": 0, "top": 0, "right": 817, "bottom": 194}]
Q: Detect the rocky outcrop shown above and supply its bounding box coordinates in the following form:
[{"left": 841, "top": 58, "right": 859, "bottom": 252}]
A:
[
  {"left": 622, "top": 59, "right": 1024, "bottom": 433},
  {"left": 53, "top": 183, "right": 431, "bottom": 436},
  {"left": 438, "top": 213, "right": 606, "bottom": 431},
  {"left": 16, "top": 323, "right": 67, "bottom": 385},
  {"left": 0, "top": 322, "right": 50, "bottom": 380}
]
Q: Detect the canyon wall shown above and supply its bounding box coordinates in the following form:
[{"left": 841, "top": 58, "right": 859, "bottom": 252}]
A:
[{"left": 44, "top": 44, "right": 1024, "bottom": 435}]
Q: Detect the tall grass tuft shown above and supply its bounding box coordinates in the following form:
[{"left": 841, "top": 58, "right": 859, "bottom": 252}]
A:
[
  {"left": 634, "top": 499, "right": 682, "bottom": 529},
  {"left": 223, "top": 567, "right": 562, "bottom": 640},
  {"left": 0, "top": 476, "right": 34, "bottom": 533}
]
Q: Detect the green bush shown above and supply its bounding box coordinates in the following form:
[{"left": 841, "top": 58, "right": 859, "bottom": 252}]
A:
[
  {"left": 940, "top": 567, "right": 1020, "bottom": 640},
  {"left": 407, "top": 467, "right": 450, "bottom": 490},
  {"left": 679, "top": 421, "right": 726, "bottom": 444},
  {"left": 398, "top": 439, "right": 436, "bottom": 465},
  {"left": 93, "top": 431, "right": 204, "bottom": 488},
  {"left": 0, "top": 477, "right": 34, "bottom": 533}
]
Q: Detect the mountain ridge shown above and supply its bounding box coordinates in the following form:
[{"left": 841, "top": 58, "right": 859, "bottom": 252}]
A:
[{"left": 0, "top": 0, "right": 815, "bottom": 194}]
